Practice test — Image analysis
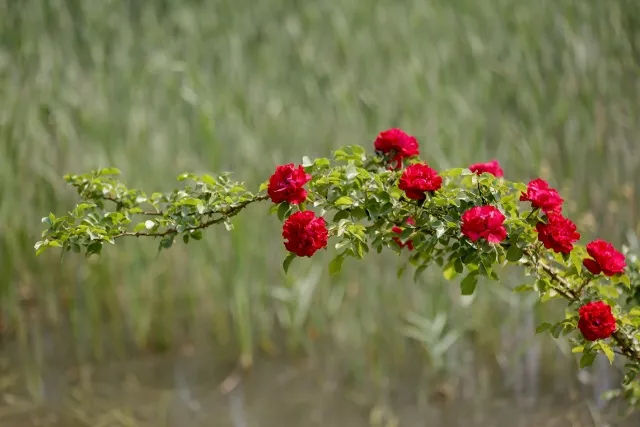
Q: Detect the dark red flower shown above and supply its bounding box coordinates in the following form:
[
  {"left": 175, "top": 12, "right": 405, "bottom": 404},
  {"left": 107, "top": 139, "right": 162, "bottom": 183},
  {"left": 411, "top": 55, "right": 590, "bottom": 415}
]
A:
[
  {"left": 469, "top": 160, "right": 504, "bottom": 177},
  {"left": 398, "top": 163, "right": 442, "bottom": 200},
  {"left": 268, "top": 164, "right": 312, "bottom": 204},
  {"left": 582, "top": 239, "right": 626, "bottom": 276},
  {"left": 461, "top": 206, "right": 507, "bottom": 243},
  {"left": 392, "top": 217, "right": 416, "bottom": 250},
  {"left": 535, "top": 212, "right": 580, "bottom": 254},
  {"left": 374, "top": 128, "right": 419, "bottom": 169},
  {"left": 282, "top": 211, "right": 328, "bottom": 257},
  {"left": 520, "top": 178, "right": 564, "bottom": 213},
  {"left": 578, "top": 301, "right": 617, "bottom": 341}
]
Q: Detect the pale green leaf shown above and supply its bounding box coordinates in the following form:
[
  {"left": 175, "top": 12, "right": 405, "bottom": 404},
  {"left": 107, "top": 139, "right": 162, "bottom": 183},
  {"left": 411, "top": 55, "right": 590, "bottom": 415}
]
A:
[
  {"left": 334, "top": 196, "right": 354, "bottom": 206},
  {"left": 598, "top": 342, "right": 615, "bottom": 365}
]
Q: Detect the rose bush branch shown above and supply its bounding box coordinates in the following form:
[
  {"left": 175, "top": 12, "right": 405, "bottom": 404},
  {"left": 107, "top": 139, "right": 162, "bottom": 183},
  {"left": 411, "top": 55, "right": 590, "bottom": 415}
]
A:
[
  {"left": 36, "top": 129, "right": 640, "bottom": 407},
  {"left": 112, "top": 195, "right": 269, "bottom": 239}
]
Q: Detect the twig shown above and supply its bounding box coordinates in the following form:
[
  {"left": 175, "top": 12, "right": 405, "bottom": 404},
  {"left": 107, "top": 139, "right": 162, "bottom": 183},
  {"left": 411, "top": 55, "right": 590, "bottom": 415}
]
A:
[
  {"left": 524, "top": 248, "right": 640, "bottom": 362},
  {"left": 537, "top": 259, "right": 579, "bottom": 301},
  {"left": 103, "top": 195, "right": 163, "bottom": 216},
  {"left": 612, "top": 330, "right": 640, "bottom": 361},
  {"left": 477, "top": 181, "right": 487, "bottom": 204},
  {"left": 525, "top": 208, "right": 539, "bottom": 220},
  {"left": 113, "top": 195, "right": 268, "bottom": 239},
  {"left": 576, "top": 277, "right": 592, "bottom": 296}
]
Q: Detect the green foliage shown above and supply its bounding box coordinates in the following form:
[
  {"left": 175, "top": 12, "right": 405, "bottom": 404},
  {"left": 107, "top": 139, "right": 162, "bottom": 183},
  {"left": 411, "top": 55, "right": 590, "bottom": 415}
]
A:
[
  {"left": 36, "top": 143, "right": 640, "bottom": 408},
  {"left": 37, "top": 170, "right": 265, "bottom": 255}
]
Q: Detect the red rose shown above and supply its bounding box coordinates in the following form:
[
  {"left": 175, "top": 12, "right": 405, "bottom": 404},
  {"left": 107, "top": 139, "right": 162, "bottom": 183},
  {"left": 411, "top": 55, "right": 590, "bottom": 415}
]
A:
[
  {"left": 398, "top": 163, "right": 442, "bottom": 200},
  {"left": 582, "top": 239, "right": 626, "bottom": 276},
  {"left": 268, "top": 164, "right": 312, "bottom": 204},
  {"left": 535, "top": 212, "right": 580, "bottom": 254},
  {"left": 392, "top": 216, "right": 416, "bottom": 250},
  {"left": 282, "top": 211, "right": 328, "bottom": 257},
  {"left": 520, "top": 178, "right": 564, "bottom": 213},
  {"left": 374, "top": 128, "right": 419, "bottom": 169},
  {"left": 469, "top": 160, "right": 504, "bottom": 177},
  {"left": 578, "top": 301, "right": 617, "bottom": 341},
  {"left": 461, "top": 205, "right": 507, "bottom": 243}
]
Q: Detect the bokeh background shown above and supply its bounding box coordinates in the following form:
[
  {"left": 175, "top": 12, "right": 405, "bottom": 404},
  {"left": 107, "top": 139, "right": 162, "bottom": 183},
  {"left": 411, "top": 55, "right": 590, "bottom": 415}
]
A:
[{"left": 2, "top": 0, "right": 640, "bottom": 425}]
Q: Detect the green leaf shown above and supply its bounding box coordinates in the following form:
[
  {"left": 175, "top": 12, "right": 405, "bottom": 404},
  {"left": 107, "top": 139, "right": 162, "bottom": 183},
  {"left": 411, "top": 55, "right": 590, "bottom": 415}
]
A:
[
  {"left": 396, "top": 263, "right": 407, "bottom": 278},
  {"left": 598, "top": 342, "right": 615, "bottom": 365},
  {"left": 506, "top": 245, "right": 523, "bottom": 262},
  {"left": 442, "top": 264, "right": 458, "bottom": 280},
  {"left": 86, "top": 241, "right": 103, "bottom": 256},
  {"left": 389, "top": 188, "right": 403, "bottom": 200},
  {"left": 580, "top": 351, "right": 597, "bottom": 368},
  {"left": 571, "top": 345, "right": 584, "bottom": 353},
  {"left": 550, "top": 323, "right": 564, "bottom": 338},
  {"left": 313, "top": 157, "right": 330, "bottom": 168},
  {"left": 535, "top": 322, "right": 552, "bottom": 334},
  {"left": 596, "top": 284, "right": 619, "bottom": 299},
  {"left": 334, "top": 196, "right": 354, "bottom": 207},
  {"left": 99, "top": 167, "right": 121, "bottom": 176},
  {"left": 512, "top": 182, "right": 527, "bottom": 192},
  {"left": 454, "top": 259, "right": 464, "bottom": 273},
  {"left": 569, "top": 250, "right": 584, "bottom": 273},
  {"left": 355, "top": 241, "right": 367, "bottom": 258},
  {"left": 536, "top": 279, "right": 550, "bottom": 293},
  {"left": 177, "top": 197, "right": 202, "bottom": 206},
  {"left": 333, "top": 210, "right": 350, "bottom": 222},
  {"left": 460, "top": 273, "right": 478, "bottom": 295},
  {"left": 277, "top": 203, "right": 291, "bottom": 221},
  {"left": 200, "top": 174, "right": 217, "bottom": 186},
  {"left": 134, "top": 222, "right": 147, "bottom": 232},
  {"left": 399, "top": 227, "right": 414, "bottom": 240},
  {"left": 159, "top": 236, "right": 174, "bottom": 249},
  {"left": 329, "top": 255, "right": 345, "bottom": 276},
  {"left": 513, "top": 284, "right": 534, "bottom": 293},
  {"left": 345, "top": 163, "right": 357, "bottom": 180},
  {"left": 283, "top": 253, "right": 296, "bottom": 273},
  {"left": 34, "top": 241, "right": 48, "bottom": 256},
  {"left": 441, "top": 168, "right": 464, "bottom": 177},
  {"left": 617, "top": 274, "right": 631, "bottom": 289}
]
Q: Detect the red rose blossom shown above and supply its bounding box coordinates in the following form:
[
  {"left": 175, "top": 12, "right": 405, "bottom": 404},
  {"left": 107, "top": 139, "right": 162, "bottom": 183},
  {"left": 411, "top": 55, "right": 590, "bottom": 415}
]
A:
[
  {"left": 578, "top": 301, "right": 617, "bottom": 341},
  {"left": 520, "top": 178, "right": 564, "bottom": 213},
  {"left": 469, "top": 160, "right": 504, "bottom": 177},
  {"left": 582, "top": 239, "right": 626, "bottom": 276},
  {"left": 461, "top": 206, "right": 507, "bottom": 243},
  {"left": 268, "top": 163, "right": 312, "bottom": 204},
  {"left": 535, "top": 212, "right": 580, "bottom": 254},
  {"left": 374, "top": 128, "right": 419, "bottom": 169},
  {"left": 392, "top": 216, "right": 416, "bottom": 250},
  {"left": 282, "top": 211, "right": 328, "bottom": 257},
  {"left": 398, "top": 163, "right": 442, "bottom": 200}
]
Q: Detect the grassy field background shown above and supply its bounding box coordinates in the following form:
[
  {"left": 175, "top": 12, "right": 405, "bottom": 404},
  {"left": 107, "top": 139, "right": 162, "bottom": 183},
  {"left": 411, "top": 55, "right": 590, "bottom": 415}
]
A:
[{"left": 1, "top": 0, "right": 640, "bottom": 423}]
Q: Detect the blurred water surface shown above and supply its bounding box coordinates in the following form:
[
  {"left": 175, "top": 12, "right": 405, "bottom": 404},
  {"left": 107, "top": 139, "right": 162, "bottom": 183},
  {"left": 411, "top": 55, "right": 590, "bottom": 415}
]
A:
[{"left": 1, "top": 328, "right": 639, "bottom": 427}]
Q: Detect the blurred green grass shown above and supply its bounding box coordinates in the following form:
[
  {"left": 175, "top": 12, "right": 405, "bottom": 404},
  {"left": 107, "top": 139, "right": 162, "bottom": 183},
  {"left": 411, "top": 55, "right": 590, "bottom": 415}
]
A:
[{"left": 1, "top": 0, "right": 640, "bottom": 399}]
